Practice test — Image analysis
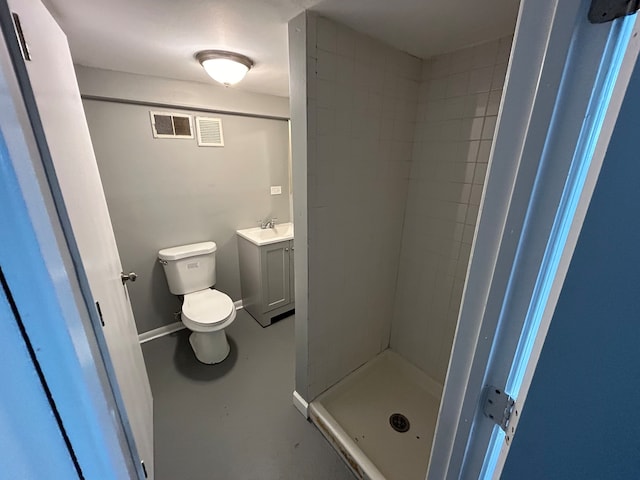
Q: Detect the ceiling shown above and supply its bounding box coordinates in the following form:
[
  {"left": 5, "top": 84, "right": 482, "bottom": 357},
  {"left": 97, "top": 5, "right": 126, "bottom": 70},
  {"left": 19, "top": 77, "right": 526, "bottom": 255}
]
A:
[{"left": 44, "top": 0, "right": 519, "bottom": 98}]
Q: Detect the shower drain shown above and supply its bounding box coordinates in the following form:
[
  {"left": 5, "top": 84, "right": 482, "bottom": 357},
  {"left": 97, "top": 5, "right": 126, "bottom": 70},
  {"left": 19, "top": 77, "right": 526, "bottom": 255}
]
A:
[{"left": 389, "top": 413, "right": 410, "bottom": 433}]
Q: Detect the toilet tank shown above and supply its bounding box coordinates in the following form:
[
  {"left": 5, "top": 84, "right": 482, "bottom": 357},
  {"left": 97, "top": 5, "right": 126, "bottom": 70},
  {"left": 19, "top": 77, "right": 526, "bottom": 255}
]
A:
[{"left": 158, "top": 241, "right": 217, "bottom": 295}]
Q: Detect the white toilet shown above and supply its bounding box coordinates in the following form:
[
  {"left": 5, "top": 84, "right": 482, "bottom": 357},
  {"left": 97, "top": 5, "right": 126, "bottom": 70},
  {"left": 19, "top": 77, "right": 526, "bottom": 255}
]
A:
[{"left": 158, "top": 241, "right": 236, "bottom": 364}]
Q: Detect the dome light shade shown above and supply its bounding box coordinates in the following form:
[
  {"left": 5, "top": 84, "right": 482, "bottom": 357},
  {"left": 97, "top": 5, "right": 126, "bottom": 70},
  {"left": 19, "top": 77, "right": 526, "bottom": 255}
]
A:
[{"left": 196, "top": 50, "right": 253, "bottom": 86}]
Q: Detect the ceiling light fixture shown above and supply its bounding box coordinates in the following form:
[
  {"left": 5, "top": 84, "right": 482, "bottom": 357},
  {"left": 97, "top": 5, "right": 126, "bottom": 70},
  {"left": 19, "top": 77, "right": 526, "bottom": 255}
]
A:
[{"left": 196, "top": 50, "right": 254, "bottom": 87}]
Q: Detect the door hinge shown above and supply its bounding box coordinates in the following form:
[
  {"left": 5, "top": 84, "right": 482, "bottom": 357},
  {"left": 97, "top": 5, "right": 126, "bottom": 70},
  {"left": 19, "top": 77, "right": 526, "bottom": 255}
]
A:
[
  {"left": 588, "top": 0, "right": 640, "bottom": 23},
  {"left": 11, "top": 13, "right": 31, "bottom": 61},
  {"left": 96, "top": 301, "right": 105, "bottom": 327},
  {"left": 141, "top": 460, "right": 148, "bottom": 478},
  {"left": 482, "top": 385, "right": 517, "bottom": 441}
]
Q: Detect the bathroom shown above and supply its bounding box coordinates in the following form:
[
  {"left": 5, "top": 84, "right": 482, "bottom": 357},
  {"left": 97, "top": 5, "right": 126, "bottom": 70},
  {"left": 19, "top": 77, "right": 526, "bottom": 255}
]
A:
[
  {"left": 4, "top": 0, "right": 639, "bottom": 478},
  {"left": 11, "top": 0, "right": 522, "bottom": 478},
  {"left": 33, "top": 0, "right": 520, "bottom": 477}
]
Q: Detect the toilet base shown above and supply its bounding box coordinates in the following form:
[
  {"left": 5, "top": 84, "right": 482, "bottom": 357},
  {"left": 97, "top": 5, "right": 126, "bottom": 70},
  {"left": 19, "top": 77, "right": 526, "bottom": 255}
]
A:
[{"left": 188, "top": 329, "right": 230, "bottom": 364}]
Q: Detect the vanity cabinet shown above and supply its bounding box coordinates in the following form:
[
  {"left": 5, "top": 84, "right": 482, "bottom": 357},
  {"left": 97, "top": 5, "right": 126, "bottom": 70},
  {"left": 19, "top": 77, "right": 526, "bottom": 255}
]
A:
[{"left": 238, "top": 237, "right": 295, "bottom": 326}]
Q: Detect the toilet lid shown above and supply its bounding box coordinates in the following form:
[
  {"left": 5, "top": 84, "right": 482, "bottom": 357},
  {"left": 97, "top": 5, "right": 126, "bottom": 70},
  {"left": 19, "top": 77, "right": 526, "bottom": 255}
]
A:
[{"left": 182, "top": 289, "right": 234, "bottom": 326}]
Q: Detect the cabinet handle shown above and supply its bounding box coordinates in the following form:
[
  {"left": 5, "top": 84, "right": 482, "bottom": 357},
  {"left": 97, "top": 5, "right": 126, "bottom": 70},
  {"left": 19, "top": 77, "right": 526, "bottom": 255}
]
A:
[{"left": 285, "top": 247, "right": 289, "bottom": 251}]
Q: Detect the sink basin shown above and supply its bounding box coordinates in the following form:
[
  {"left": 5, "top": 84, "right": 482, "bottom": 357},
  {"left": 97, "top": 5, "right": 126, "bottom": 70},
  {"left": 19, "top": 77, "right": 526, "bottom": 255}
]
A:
[{"left": 236, "top": 222, "right": 294, "bottom": 246}]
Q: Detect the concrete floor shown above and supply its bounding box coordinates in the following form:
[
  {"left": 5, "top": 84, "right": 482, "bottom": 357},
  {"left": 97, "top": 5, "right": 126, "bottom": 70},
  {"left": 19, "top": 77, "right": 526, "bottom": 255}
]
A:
[{"left": 141, "top": 310, "right": 354, "bottom": 480}]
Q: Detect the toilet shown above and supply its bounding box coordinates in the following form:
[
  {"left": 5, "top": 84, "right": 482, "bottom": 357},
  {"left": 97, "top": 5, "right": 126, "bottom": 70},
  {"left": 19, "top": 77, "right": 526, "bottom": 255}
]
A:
[{"left": 158, "top": 241, "right": 236, "bottom": 364}]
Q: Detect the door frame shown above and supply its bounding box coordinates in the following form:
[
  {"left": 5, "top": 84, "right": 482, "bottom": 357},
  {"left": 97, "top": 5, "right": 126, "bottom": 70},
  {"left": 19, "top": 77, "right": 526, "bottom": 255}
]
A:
[
  {"left": 0, "top": 1, "right": 143, "bottom": 478},
  {"left": 428, "top": 0, "right": 640, "bottom": 478}
]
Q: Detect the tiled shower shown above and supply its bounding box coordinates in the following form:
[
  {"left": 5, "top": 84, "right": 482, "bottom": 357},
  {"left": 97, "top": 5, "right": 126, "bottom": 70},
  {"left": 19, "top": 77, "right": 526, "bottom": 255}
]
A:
[{"left": 289, "top": 11, "right": 514, "bottom": 480}]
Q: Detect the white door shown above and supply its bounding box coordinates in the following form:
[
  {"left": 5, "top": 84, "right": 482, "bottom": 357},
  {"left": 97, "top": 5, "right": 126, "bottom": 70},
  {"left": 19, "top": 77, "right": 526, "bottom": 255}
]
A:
[{"left": 7, "top": 0, "right": 154, "bottom": 477}]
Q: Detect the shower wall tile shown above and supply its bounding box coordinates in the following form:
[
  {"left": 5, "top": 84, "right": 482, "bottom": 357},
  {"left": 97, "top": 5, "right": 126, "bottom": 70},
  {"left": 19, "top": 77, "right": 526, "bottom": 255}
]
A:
[
  {"left": 305, "top": 14, "right": 421, "bottom": 399},
  {"left": 391, "top": 36, "right": 513, "bottom": 385}
]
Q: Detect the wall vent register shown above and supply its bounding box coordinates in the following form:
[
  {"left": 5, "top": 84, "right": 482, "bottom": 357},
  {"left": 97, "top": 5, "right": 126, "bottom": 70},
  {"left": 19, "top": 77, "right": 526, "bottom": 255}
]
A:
[
  {"left": 196, "top": 116, "right": 225, "bottom": 147},
  {"left": 149, "top": 111, "right": 194, "bottom": 139}
]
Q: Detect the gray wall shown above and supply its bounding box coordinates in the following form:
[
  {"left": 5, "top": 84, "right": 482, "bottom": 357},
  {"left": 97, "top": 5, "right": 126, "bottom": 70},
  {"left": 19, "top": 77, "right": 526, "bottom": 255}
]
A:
[
  {"left": 391, "top": 37, "right": 512, "bottom": 385},
  {"left": 83, "top": 96, "right": 290, "bottom": 334},
  {"left": 301, "top": 14, "right": 421, "bottom": 399}
]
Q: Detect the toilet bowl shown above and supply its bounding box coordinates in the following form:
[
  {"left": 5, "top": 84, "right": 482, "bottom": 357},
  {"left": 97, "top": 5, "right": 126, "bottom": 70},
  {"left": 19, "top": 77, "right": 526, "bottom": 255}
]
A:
[
  {"left": 158, "top": 241, "right": 236, "bottom": 364},
  {"left": 181, "top": 289, "right": 236, "bottom": 364}
]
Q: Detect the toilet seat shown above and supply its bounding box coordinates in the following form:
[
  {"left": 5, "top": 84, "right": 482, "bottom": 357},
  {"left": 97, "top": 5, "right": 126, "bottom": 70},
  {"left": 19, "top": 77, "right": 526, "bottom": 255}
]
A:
[{"left": 182, "top": 289, "right": 236, "bottom": 332}]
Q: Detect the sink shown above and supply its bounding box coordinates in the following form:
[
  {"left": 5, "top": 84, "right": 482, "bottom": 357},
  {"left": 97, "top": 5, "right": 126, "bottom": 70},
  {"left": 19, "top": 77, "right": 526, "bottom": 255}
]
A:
[{"left": 236, "top": 222, "right": 294, "bottom": 246}]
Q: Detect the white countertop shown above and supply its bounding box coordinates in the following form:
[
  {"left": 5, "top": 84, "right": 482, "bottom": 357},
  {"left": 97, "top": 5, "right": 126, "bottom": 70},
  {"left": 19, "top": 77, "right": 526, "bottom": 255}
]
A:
[{"left": 236, "top": 222, "right": 294, "bottom": 246}]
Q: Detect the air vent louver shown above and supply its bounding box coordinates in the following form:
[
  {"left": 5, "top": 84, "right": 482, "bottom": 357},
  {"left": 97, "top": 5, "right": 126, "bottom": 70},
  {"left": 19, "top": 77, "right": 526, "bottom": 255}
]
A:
[
  {"left": 150, "top": 111, "right": 193, "bottom": 139},
  {"left": 196, "top": 117, "right": 224, "bottom": 147}
]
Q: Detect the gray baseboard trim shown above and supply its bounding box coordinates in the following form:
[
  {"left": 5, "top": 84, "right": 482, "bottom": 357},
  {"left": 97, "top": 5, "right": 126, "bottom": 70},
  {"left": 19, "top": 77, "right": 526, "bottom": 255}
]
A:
[
  {"left": 138, "top": 300, "right": 244, "bottom": 344},
  {"left": 293, "top": 390, "right": 309, "bottom": 418}
]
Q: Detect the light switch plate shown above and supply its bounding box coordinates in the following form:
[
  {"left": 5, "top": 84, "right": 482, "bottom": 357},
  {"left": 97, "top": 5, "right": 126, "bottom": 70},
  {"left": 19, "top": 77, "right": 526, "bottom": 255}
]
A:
[{"left": 270, "top": 186, "right": 282, "bottom": 195}]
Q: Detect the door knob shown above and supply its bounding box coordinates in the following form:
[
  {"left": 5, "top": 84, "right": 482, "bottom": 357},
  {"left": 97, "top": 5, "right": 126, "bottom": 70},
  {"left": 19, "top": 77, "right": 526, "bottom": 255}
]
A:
[{"left": 121, "top": 271, "right": 138, "bottom": 284}]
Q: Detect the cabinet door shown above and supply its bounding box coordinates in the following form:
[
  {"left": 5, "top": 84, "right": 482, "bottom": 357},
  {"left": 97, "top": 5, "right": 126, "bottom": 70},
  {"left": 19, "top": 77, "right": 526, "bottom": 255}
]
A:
[
  {"left": 261, "top": 242, "right": 290, "bottom": 312},
  {"left": 289, "top": 240, "right": 295, "bottom": 303}
]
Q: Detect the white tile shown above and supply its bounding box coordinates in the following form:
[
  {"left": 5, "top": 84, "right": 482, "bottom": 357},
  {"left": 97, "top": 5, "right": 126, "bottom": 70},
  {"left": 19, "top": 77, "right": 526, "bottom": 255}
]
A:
[
  {"left": 472, "top": 40, "right": 499, "bottom": 69},
  {"left": 402, "top": 53, "right": 422, "bottom": 80},
  {"left": 468, "top": 66, "right": 494, "bottom": 94},
  {"left": 460, "top": 183, "right": 472, "bottom": 204},
  {"left": 450, "top": 46, "right": 474, "bottom": 74},
  {"left": 481, "top": 116, "right": 497, "bottom": 140},
  {"left": 307, "top": 76, "right": 317, "bottom": 100},
  {"left": 453, "top": 222, "right": 465, "bottom": 242},
  {"left": 393, "top": 119, "right": 415, "bottom": 142},
  {"left": 468, "top": 117, "right": 485, "bottom": 141},
  {"left": 336, "top": 27, "right": 356, "bottom": 58},
  {"left": 492, "top": 63, "right": 508, "bottom": 91},
  {"left": 317, "top": 16, "right": 337, "bottom": 53},
  {"left": 382, "top": 71, "right": 398, "bottom": 96},
  {"left": 486, "top": 90, "right": 502, "bottom": 116},
  {"left": 355, "top": 35, "right": 379, "bottom": 67},
  {"left": 334, "top": 55, "right": 355, "bottom": 86},
  {"left": 425, "top": 99, "right": 446, "bottom": 121},
  {"left": 462, "top": 224, "right": 475, "bottom": 245},
  {"left": 370, "top": 70, "right": 386, "bottom": 94},
  {"left": 368, "top": 92, "right": 384, "bottom": 116},
  {"left": 464, "top": 162, "right": 476, "bottom": 184},
  {"left": 418, "top": 80, "right": 431, "bottom": 102},
  {"left": 465, "top": 205, "right": 479, "bottom": 225},
  {"left": 446, "top": 72, "right": 470, "bottom": 98},
  {"left": 334, "top": 85, "right": 355, "bottom": 112},
  {"left": 427, "top": 78, "right": 447, "bottom": 100},
  {"left": 317, "top": 79, "right": 336, "bottom": 108},
  {"left": 391, "top": 141, "right": 413, "bottom": 163},
  {"left": 352, "top": 89, "right": 369, "bottom": 113},
  {"left": 317, "top": 107, "right": 335, "bottom": 136},
  {"left": 473, "top": 163, "right": 488, "bottom": 185},
  {"left": 354, "top": 63, "right": 375, "bottom": 89},
  {"left": 421, "top": 59, "right": 433, "bottom": 81},
  {"left": 431, "top": 53, "right": 451, "bottom": 78},
  {"left": 444, "top": 96, "right": 466, "bottom": 119},
  {"left": 462, "top": 140, "right": 480, "bottom": 163},
  {"left": 477, "top": 140, "right": 492, "bottom": 163},
  {"left": 464, "top": 92, "right": 488, "bottom": 118},
  {"left": 496, "top": 35, "right": 514, "bottom": 64},
  {"left": 469, "top": 184, "right": 483, "bottom": 206},
  {"left": 317, "top": 49, "right": 338, "bottom": 80},
  {"left": 442, "top": 119, "right": 462, "bottom": 141}
]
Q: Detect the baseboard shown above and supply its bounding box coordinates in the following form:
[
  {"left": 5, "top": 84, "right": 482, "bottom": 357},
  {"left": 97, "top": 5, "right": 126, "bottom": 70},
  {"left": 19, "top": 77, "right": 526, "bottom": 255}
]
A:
[
  {"left": 292, "top": 390, "right": 309, "bottom": 418},
  {"left": 138, "top": 300, "right": 244, "bottom": 344},
  {"left": 138, "top": 321, "right": 185, "bottom": 344}
]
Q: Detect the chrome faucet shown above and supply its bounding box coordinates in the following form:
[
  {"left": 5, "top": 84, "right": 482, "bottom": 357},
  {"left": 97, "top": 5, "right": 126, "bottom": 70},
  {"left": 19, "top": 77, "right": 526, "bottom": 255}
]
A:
[{"left": 259, "top": 218, "right": 278, "bottom": 229}]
